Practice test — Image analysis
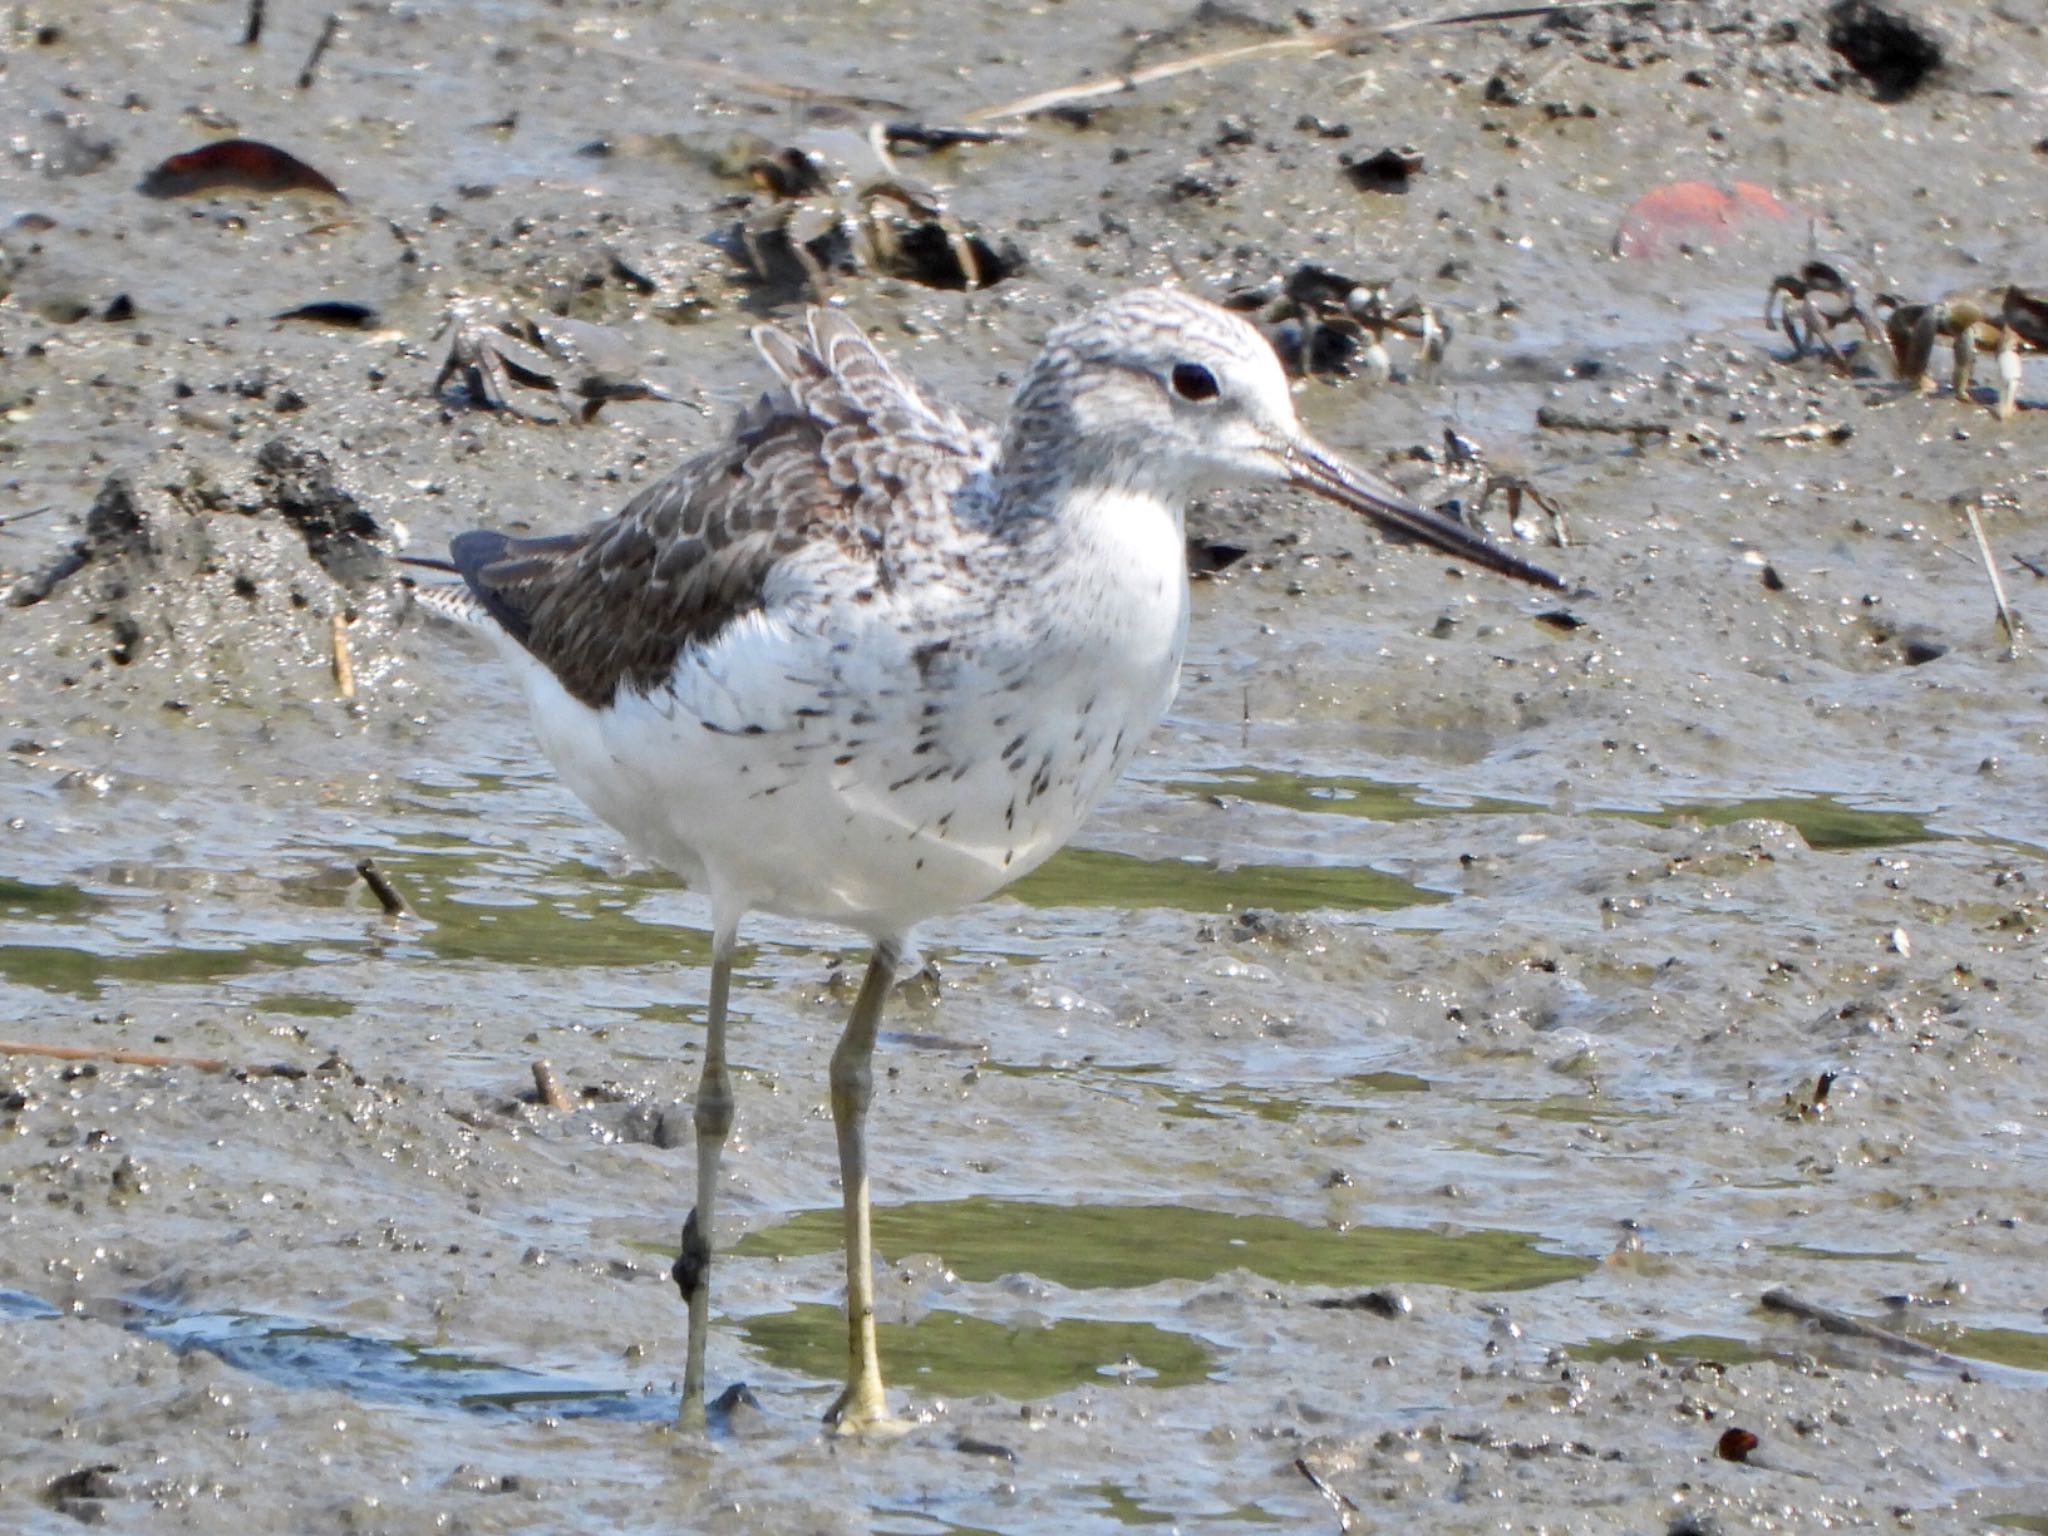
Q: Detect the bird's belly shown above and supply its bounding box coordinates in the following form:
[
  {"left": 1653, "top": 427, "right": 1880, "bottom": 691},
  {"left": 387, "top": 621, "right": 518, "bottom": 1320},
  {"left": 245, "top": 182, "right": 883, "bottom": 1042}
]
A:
[
  {"left": 512, "top": 617, "right": 1179, "bottom": 937},
  {"left": 501, "top": 528, "right": 1188, "bottom": 939}
]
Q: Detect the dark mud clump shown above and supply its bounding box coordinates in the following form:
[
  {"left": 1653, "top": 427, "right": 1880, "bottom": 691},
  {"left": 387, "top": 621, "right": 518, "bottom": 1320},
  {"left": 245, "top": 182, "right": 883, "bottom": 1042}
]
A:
[
  {"left": 4, "top": 440, "right": 400, "bottom": 712},
  {"left": 251, "top": 439, "right": 386, "bottom": 587},
  {"left": 6, "top": 476, "right": 152, "bottom": 610},
  {"left": 1825, "top": 0, "right": 1945, "bottom": 100}
]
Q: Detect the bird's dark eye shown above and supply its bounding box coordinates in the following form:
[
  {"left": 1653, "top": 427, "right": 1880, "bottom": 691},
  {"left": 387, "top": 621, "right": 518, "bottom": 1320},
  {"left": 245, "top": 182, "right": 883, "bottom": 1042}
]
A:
[{"left": 1169, "top": 361, "right": 1219, "bottom": 402}]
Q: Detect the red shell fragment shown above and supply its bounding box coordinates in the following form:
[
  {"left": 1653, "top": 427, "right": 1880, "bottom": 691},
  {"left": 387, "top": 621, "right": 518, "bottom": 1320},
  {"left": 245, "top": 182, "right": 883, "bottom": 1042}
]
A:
[
  {"left": 1613, "top": 180, "right": 1797, "bottom": 259},
  {"left": 138, "top": 139, "right": 347, "bottom": 201},
  {"left": 1716, "top": 1427, "right": 1761, "bottom": 1463}
]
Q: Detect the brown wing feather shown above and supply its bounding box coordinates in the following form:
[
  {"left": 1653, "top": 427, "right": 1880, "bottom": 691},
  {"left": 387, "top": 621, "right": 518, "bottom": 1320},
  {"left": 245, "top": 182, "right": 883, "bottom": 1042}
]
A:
[{"left": 452, "top": 315, "right": 997, "bottom": 710}]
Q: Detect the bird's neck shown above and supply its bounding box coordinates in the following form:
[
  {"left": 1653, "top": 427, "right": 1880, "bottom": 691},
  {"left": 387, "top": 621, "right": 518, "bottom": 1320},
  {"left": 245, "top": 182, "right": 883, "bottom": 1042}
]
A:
[
  {"left": 978, "top": 390, "right": 1192, "bottom": 691},
  {"left": 985, "top": 437, "right": 1189, "bottom": 658},
  {"left": 990, "top": 399, "right": 1195, "bottom": 541}
]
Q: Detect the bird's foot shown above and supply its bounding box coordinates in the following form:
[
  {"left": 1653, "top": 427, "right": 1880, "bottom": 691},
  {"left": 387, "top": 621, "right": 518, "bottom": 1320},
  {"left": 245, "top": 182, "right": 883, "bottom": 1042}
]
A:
[
  {"left": 677, "top": 1392, "right": 708, "bottom": 1433},
  {"left": 823, "top": 1382, "right": 911, "bottom": 1439}
]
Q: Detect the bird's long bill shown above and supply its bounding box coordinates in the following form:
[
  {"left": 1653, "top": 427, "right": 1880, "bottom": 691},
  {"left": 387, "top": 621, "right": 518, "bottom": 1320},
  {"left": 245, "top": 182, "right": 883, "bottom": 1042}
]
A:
[{"left": 1285, "top": 437, "right": 1565, "bottom": 591}]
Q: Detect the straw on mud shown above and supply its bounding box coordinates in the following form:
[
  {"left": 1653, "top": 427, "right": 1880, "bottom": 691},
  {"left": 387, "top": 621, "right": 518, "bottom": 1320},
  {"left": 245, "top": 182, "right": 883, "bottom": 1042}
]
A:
[
  {"left": 1536, "top": 406, "right": 1674, "bottom": 438},
  {"left": 964, "top": 33, "right": 1355, "bottom": 124},
  {"left": 355, "top": 857, "right": 411, "bottom": 918},
  {"left": 0, "top": 1040, "right": 304, "bottom": 1078},
  {"left": 963, "top": 2, "right": 1644, "bottom": 125},
  {"left": 549, "top": 36, "right": 910, "bottom": 115},
  {"left": 882, "top": 122, "right": 1021, "bottom": 150},
  {"left": 531, "top": 1060, "right": 574, "bottom": 1112},
  {"left": 330, "top": 611, "right": 356, "bottom": 699},
  {"left": 1294, "top": 1459, "right": 1360, "bottom": 1534},
  {"left": 1962, "top": 502, "right": 2021, "bottom": 645},
  {"left": 1761, "top": 1287, "right": 1974, "bottom": 1373},
  {"left": 1758, "top": 421, "right": 1853, "bottom": 445}
]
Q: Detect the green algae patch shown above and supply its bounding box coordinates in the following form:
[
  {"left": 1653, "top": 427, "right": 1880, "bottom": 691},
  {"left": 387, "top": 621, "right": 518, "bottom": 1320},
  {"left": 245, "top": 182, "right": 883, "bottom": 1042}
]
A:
[
  {"left": 1170, "top": 767, "right": 1942, "bottom": 853},
  {"left": 734, "top": 1197, "right": 1591, "bottom": 1293},
  {"left": 1011, "top": 847, "right": 1442, "bottom": 914},
  {"left": 741, "top": 1303, "right": 1212, "bottom": 1400}
]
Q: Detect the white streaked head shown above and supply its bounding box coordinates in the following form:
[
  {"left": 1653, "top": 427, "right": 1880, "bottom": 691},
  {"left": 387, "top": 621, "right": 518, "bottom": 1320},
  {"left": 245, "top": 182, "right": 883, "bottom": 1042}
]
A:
[
  {"left": 1007, "top": 288, "right": 1562, "bottom": 589},
  {"left": 1012, "top": 288, "right": 1299, "bottom": 495}
]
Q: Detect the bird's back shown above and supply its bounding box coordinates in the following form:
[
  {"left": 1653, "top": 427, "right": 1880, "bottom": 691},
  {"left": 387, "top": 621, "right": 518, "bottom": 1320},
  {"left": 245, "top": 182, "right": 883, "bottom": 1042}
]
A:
[{"left": 447, "top": 310, "right": 1000, "bottom": 713}]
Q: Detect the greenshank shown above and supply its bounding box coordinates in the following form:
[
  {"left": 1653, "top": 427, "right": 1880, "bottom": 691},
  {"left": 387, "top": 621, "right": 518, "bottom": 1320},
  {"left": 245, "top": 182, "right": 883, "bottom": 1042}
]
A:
[{"left": 418, "top": 288, "right": 1561, "bottom": 1432}]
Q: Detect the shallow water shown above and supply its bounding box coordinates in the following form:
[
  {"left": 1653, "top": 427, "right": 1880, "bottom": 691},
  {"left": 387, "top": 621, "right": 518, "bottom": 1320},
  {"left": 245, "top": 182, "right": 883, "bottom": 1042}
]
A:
[{"left": 6, "top": 1, "right": 2048, "bottom": 1531}]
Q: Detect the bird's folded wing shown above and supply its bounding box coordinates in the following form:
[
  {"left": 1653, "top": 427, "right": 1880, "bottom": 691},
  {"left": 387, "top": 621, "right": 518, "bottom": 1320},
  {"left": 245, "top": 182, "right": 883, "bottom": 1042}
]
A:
[{"left": 452, "top": 313, "right": 998, "bottom": 710}]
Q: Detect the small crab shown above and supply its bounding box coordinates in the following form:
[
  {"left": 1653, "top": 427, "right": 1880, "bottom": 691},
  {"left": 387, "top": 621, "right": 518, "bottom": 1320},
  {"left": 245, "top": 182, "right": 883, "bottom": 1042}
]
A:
[
  {"left": 1225, "top": 265, "right": 1449, "bottom": 382},
  {"left": 433, "top": 299, "right": 686, "bottom": 424},
  {"left": 724, "top": 142, "right": 1016, "bottom": 303},
  {"left": 1348, "top": 279, "right": 1449, "bottom": 383},
  {"left": 1436, "top": 427, "right": 1567, "bottom": 547},
  {"left": 1876, "top": 285, "right": 2047, "bottom": 419},
  {"left": 1764, "top": 258, "right": 1884, "bottom": 373}
]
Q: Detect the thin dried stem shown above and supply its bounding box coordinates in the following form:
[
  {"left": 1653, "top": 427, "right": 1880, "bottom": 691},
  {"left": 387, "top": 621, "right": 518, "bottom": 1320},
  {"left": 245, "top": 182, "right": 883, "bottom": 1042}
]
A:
[
  {"left": 964, "top": 3, "right": 1639, "bottom": 125},
  {"left": 0, "top": 1040, "right": 303, "bottom": 1078},
  {"left": 297, "top": 13, "right": 339, "bottom": 89},
  {"left": 1294, "top": 1458, "right": 1361, "bottom": 1533},
  {"left": 330, "top": 611, "right": 357, "bottom": 699},
  {"left": 1962, "top": 502, "right": 2021, "bottom": 645},
  {"left": 1761, "top": 1287, "right": 1974, "bottom": 1372},
  {"left": 531, "top": 1060, "right": 574, "bottom": 1112}
]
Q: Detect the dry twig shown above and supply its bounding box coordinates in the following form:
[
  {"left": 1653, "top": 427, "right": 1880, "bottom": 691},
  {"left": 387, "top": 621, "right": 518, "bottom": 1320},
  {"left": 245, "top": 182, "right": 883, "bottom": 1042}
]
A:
[
  {"left": 0, "top": 1040, "right": 304, "bottom": 1078},
  {"left": 1294, "top": 1459, "right": 1361, "bottom": 1533},
  {"left": 1761, "top": 1287, "right": 1973, "bottom": 1372},
  {"left": 1536, "top": 406, "right": 1673, "bottom": 438},
  {"left": 541, "top": 34, "right": 910, "bottom": 115},
  {"left": 1962, "top": 503, "right": 2021, "bottom": 645},
  {"left": 964, "top": 3, "right": 1643, "bottom": 124},
  {"left": 329, "top": 611, "right": 356, "bottom": 699},
  {"left": 531, "top": 1060, "right": 574, "bottom": 1112}
]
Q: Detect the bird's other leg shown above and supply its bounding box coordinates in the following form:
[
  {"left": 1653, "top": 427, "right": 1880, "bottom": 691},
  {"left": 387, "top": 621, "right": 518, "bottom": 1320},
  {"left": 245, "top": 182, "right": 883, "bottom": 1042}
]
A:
[
  {"left": 674, "top": 925, "right": 737, "bottom": 1430},
  {"left": 824, "top": 941, "right": 905, "bottom": 1434}
]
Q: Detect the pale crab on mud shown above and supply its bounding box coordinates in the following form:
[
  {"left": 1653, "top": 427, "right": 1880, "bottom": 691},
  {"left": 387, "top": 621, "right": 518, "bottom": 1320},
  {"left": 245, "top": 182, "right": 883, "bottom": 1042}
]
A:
[
  {"left": 1225, "top": 265, "right": 1449, "bottom": 382},
  {"left": 1875, "top": 285, "right": 2048, "bottom": 419},
  {"left": 1763, "top": 257, "right": 1884, "bottom": 373},
  {"left": 721, "top": 143, "right": 1018, "bottom": 303},
  {"left": 433, "top": 298, "right": 687, "bottom": 424},
  {"left": 1436, "top": 426, "right": 1567, "bottom": 547}
]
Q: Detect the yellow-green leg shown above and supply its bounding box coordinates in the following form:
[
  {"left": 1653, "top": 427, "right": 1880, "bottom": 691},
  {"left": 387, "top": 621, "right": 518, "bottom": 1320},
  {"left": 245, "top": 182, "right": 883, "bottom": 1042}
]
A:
[
  {"left": 824, "top": 943, "right": 906, "bottom": 1434},
  {"left": 675, "top": 932, "right": 736, "bottom": 1430}
]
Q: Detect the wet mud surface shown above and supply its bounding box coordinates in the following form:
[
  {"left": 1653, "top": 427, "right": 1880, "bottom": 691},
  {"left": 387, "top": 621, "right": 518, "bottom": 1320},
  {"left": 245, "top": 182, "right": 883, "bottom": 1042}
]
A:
[{"left": 5, "top": 1, "right": 2048, "bottom": 1530}]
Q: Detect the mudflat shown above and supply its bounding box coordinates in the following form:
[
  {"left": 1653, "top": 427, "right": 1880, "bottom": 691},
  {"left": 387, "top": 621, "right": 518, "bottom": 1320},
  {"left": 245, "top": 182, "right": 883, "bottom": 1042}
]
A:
[{"left": 3, "top": 3, "right": 2046, "bottom": 1530}]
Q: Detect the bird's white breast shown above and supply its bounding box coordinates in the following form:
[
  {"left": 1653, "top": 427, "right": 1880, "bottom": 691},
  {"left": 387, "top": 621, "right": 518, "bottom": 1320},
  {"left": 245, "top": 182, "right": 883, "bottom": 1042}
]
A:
[{"left": 501, "top": 486, "right": 1190, "bottom": 941}]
